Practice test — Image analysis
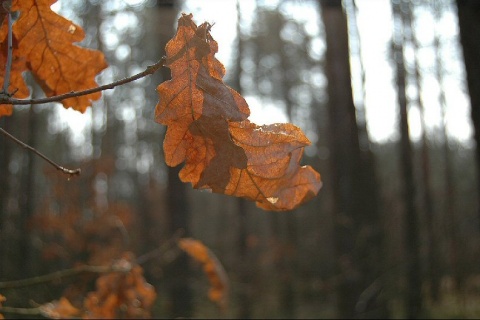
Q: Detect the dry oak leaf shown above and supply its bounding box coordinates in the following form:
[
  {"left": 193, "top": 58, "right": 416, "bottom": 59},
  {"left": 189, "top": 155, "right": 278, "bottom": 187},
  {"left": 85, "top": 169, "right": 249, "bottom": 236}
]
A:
[
  {"left": 38, "top": 297, "right": 80, "bottom": 319},
  {"left": 155, "top": 13, "right": 321, "bottom": 211},
  {"left": 0, "top": 0, "right": 107, "bottom": 114},
  {"left": 178, "top": 238, "right": 229, "bottom": 310},
  {"left": 83, "top": 253, "right": 156, "bottom": 319},
  {"left": 0, "top": 16, "right": 29, "bottom": 116},
  {"left": 0, "top": 294, "right": 5, "bottom": 319},
  {"left": 156, "top": 14, "right": 249, "bottom": 168},
  {"left": 226, "top": 121, "right": 321, "bottom": 211}
]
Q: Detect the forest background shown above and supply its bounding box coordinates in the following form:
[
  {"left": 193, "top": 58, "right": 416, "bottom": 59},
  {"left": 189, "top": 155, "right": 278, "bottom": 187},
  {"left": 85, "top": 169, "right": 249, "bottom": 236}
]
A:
[{"left": 1, "top": 0, "right": 480, "bottom": 318}]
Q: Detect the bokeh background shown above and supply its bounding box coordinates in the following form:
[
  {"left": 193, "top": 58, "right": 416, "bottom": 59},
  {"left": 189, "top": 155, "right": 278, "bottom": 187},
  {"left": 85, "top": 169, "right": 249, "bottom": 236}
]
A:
[{"left": 1, "top": 0, "right": 480, "bottom": 318}]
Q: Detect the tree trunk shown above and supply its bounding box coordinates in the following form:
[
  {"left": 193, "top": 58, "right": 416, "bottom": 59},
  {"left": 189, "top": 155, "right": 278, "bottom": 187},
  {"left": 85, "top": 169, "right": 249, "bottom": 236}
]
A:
[
  {"left": 433, "top": 0, "right": 459, "bottom": 290},
  {"left": 166, "top": 164, "right": 192, "bottom": 317},
  {"left": 320, "top": 0, "right": 386, "bottom": 317},
  {"left": 391, "top": 0, "right": 422, "bottom": 317},
  {"left": 18, "top": 106, "right": 37, "bottom": 277},
  {"left": 231, "top": 3, "right": 252, "bottom": 317},
  {"left": 236, "top": 197, "right": 252, "bottom": 319},
  {"left": 408, "top": 1, "right": 440, "bottom": 301},
  {"left": 147, "top": 1, "right": 193, "bottom": 317},
  {"left": 456, "top": 0, "right": 480, "bottom": 231},
  {"left": 278, "top": 14, "right": 298, "bottom": 320},
  {"left": 0, "top": 117, "right": 13, "bottom": 279}
]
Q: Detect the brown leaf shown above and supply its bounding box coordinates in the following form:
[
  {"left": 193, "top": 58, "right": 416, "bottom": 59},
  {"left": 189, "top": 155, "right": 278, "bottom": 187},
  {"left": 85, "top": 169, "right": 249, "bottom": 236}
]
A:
[
  {"left": 0, "top": 0, "right": 107, "bottom": 115},
  {"left": 156, "top": 14, "right": 249, "bottom": 172},
  {"left": 83, "top": 253, "right": 156, "bottom": 319},
  {"left": 39, "top": 297, "right": 80, "bottom": 319},
  {"left": 0, "top": 2, "right": 7, "bottom": 27},
  {"left": 0, "top": 21, "right": 29, "bottom": 116},
  {"left": 0, "top": 104, "right": 12, "bottom": 117},
  {"left": 178, "top": 238, "right": 229, "bottom": 310},
  {"left": 156, "top": 13, "right": 321, "bottom": 210},
  {"left": 0, "top": 293, "right": 5, "bottom": 319},
  {"left": 181, "top": 115, "right": 248, "bottom": 190},
  {"left": 227, "top": 121, "right": 321, "bottom": 211}
]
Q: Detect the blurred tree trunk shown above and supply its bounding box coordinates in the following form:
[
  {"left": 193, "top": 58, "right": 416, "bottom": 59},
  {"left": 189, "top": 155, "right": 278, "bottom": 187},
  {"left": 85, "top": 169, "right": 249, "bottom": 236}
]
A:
[
  {"left": 231, "top": 3, "right": 252, "bottom": 317},
  {"left": 278, "top": 13, "right": 298, "bottom": 320},
  {"left": 343, "top": 0, "right": 369, "bottom": 152},
  {"left": 148, "top": 1, "right": 193, "bottom": 317},
  {"left": 165, "top": 164, "right": 192, "bottom": 317},
  {"left": 320, "top": 0, "right": 387, "bottom": 318},
  {"left": 250, "top": 3, "right": 297, "bottom": 317},
  {"left": 433, "top": 0, "right": 459, "bottom": 290},
  {"left": 236, "top": 198, "right": 251, "bottom": 318},
  {"left": 18, "top": 105, "right": 38, "bottom": 277},
  {"left": 0, "top": 117, "right": 13, "bottom": 279},
  {"left": 407, "top": 1, "right": 440, "bottom": 301},
  {"left": 391, "top": 0, "right": 422, "bottom": 317},
  {"left": 456, "top": 0, "right": 480, "bottom": 231}
]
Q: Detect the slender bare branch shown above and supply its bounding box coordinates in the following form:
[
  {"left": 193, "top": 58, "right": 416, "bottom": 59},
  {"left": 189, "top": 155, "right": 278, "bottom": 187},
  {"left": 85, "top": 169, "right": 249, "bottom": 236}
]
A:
[
  {"left": 136, "top": 229, "right": 185, "bottom": 265},
  {"left": 0, "top": 57, "right": 166, "bottom": 105},
  {"left": 0, "top": 127, "right": 81, "bottom": 177},
  {"left": 0, "top": 264, "right": 130, "bottom": 290},
  {"left": 0, "top": 306, "right": 43, "bottom": 316},
  {"left": 0, "top": 232, "right": 184, "bottom": 290}
]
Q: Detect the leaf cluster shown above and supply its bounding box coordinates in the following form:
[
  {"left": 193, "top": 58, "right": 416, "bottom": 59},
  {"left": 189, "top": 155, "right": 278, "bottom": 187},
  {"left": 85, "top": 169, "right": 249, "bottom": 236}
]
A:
[{"left": 0, "top": 2, "right": 320, "bottom": 210}]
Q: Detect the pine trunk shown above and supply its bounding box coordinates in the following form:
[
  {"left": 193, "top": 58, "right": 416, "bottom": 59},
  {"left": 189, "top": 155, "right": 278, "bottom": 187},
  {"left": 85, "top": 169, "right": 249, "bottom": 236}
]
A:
[
  {"left": 456, "top": 0, "right": 480, "bottom": 232},
  {"left": 146, "top": 1, "right": 193, "bottom": 317},
  {"left": 391, "top": 0, "right": 422, "bottom": 317},
  {"left": 320, "top": 0, "right": 386, "bottom": 317}
]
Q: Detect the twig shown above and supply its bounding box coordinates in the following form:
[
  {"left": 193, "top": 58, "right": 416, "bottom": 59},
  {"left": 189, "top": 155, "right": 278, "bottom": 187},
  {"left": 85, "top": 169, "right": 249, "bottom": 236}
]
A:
[
  {"left": 136, "top": 229, "right": 185, "bottom": 265},
  {"left": 0, "top": 127, "right": 81, "bottom": 178},
  {"left": 0, "top": 264, "right": 130, "bottom": 290},
  {"left": 0, "top": 234, "right": 184, "bottom": 290},
  {"left": 0, "top": 57, "right": 167, "bottom": 105},
  {"left": 0, "top": 306, "right": 42, "bottom": 316},
  {"left": 0, "top": 304, "right": 83, "bottom": 319},
  {"left": 2, "top": 2, "right": 13, "bottom": 94}
]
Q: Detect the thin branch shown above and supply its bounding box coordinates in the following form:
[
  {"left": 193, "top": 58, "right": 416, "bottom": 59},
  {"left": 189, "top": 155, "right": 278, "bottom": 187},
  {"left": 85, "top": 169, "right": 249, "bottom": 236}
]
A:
[
  {"left": 0, "top": 304, "right": 83, "bottom": 319},
  {"left": 0, "top": 236, "right": 185, "bottom": 316},
  {"left": 0, "top": 127, "right": 81, "bottom": 177},
  {"left": 136, "top": 229, "right": 185, "bottom": 265},
  {"left": 0, "top": 234, "right": 183, "bottom": 290},
  {"left": 0, "top": 264, "right": 130, "bottom": 290},
  {"left": 0, "top": 57, "right": 167, "bottom": 105},
  {"left": 0, "top": 306, "right": 43, "bottom": 316},
  {"left": 0, "top": 234, "right": 186, "bottom": 290}
]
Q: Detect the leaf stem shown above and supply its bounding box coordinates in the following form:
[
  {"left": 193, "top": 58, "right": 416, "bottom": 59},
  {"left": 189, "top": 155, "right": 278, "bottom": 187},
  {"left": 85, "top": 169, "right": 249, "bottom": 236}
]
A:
[
  {"left": 0, "top": 127, "right": 81, "bottom": 177},
  {"left": 0, "top": 57, "right": 167, "bottom": 105}
]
